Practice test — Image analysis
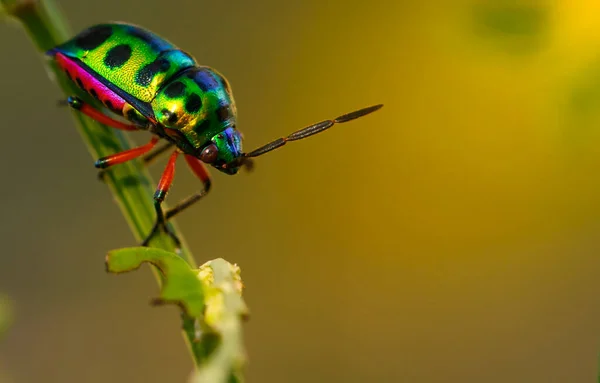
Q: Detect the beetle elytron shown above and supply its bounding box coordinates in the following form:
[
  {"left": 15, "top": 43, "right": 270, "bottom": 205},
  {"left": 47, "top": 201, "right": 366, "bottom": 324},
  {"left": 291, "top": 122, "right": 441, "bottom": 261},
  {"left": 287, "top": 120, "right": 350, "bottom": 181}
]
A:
[{"left": 47, "top": 22, "right": 383, "bottom": 247}]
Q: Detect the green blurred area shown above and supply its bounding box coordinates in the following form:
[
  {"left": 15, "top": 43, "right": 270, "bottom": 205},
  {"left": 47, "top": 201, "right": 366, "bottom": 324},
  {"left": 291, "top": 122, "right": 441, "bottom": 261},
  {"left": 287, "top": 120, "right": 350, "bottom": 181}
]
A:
[{"left": 0, "top": 0, "right": 599, "bottom": 382}]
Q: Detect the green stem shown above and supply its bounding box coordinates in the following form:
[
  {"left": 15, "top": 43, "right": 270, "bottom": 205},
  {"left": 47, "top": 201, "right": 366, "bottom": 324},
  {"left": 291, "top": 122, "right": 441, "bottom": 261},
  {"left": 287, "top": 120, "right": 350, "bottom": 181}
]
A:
[{"left": 1, "top": 0, "right": 201, "bottom": 365}]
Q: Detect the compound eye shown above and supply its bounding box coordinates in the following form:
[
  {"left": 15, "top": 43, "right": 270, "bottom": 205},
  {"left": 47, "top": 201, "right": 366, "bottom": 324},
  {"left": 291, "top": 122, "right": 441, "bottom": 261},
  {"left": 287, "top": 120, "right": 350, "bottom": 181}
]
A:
[{"left": 199, "top": 144, "right": 218, "bottom": 163}]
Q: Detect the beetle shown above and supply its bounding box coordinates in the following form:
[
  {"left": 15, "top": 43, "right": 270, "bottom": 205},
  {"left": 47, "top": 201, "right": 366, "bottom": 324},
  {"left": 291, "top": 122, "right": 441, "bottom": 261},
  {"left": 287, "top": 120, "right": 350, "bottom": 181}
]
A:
[{"left": 46, "top": 22, "right": 383, "bottom": 247}]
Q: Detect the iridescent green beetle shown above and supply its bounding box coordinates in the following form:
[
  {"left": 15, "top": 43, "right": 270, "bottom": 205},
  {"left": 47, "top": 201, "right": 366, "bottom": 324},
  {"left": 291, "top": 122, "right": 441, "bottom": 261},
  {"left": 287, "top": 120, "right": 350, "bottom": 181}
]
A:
[{"left": 47, "top": 22, "right": 383, "bottom": 246}]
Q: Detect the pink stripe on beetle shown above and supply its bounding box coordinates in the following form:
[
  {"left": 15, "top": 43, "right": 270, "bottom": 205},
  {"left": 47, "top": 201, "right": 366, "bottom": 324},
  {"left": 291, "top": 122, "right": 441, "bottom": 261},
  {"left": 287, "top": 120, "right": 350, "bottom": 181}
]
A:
[{"left": 55, "top": 52, "right": 126, "bottom": 114}]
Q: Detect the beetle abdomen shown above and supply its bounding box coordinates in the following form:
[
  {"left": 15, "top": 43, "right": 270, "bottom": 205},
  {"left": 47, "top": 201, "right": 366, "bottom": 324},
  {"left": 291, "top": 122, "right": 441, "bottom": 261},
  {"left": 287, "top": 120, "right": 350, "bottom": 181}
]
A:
[
  {"left": 52, "top": 51, "right": 151, "bottom": 126},
  {"left": 47, "top": 23, "right": 197, "bottom": 103},
  {"left": 54, "top": 52, "right": 127, "bottom": 115}
]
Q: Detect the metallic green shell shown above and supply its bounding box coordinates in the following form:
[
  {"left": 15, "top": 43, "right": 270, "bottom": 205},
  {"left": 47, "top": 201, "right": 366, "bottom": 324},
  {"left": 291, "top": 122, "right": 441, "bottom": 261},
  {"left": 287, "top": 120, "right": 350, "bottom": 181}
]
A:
[
  {"left": 52, "top": 23, "right": 196, "bottom": 103},
  {"left": 152, "top": 66, "right": 237, "bottom": 150},
  {"left": 51, "top": 22, "right": 241, "bottom": 171}
]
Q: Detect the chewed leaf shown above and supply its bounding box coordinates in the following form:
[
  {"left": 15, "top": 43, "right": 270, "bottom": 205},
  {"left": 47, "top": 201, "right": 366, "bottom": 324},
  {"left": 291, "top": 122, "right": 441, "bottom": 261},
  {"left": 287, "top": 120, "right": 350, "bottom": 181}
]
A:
[
  {"left": 106, "top": 247, "right": 248, "bottom": 381},
  {"left": 106, "top": 247, "right": 204, "bottom": 317}
]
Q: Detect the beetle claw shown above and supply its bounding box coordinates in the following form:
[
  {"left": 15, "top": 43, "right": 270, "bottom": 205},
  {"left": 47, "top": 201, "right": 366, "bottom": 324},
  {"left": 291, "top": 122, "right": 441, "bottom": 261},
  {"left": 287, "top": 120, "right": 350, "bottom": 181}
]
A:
[{"left": 140, "top": 217, "right": 182, "bottom": 251}]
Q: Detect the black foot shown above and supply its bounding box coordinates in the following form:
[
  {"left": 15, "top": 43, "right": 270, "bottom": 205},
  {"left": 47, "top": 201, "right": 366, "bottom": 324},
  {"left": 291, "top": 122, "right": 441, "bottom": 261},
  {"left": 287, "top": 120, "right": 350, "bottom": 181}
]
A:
[{"left": 140, "top": 216, "right": 182, "bottom": 250}]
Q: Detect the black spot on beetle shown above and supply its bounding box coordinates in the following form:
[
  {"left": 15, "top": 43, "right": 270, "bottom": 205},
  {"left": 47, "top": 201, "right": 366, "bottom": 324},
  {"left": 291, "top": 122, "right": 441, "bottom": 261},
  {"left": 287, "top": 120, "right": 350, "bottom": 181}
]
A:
[
  {"left": 135, "top": 58, "right": 171, "bottom": 87},
  {"left": 127, "top": 27, "right": 154, "bottom": 44},
  {"left": 126, "top": 108, "right": 138, "bottom": 120},
  {"left": 104, "top": 44, "right": 133, "bottom": 69},
  {"left": 75, "top": 77, "right": 85, "bottom": 90},
  {"left": 125, "top": 26, "right": 169, "bottom": 51},
  {"left": 75, "top": 25, "right": 113, "bottom": 50},
  {"left": 104, "top": 100, "right": 114, "bottom": 111},
  {"left": 216, "top": 105, "right": 231, "bottom": 122},
  {"left": 161, "top": 108, "right": 179, "bottom": 124},
  {"left": 185, "top": 93, "right": 202, "bottom": 113},
  {"left": 164, "top": 81, "right": 186, "bottom": 98},
  {"left": 187, "top": 69, "right": 219, "bottom": 92},
  {"left": 65, "top": 70, "right": 72, "bottom": 82},
  {"left": 126, "top": 108, "right": 147, "bottom": 126},
  {"left": 89, "top": 88, "right": 98, "bottom": 99},
  {"left": 110, "top": 103, "right": 122, "bottom": 114}
]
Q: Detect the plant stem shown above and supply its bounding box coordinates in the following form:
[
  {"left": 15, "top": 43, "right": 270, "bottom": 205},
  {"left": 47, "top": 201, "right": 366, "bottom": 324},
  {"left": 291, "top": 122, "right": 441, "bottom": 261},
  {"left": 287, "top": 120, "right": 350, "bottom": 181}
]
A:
[{"left": 1, "top": 0, "right": 201, "bottom": 365}]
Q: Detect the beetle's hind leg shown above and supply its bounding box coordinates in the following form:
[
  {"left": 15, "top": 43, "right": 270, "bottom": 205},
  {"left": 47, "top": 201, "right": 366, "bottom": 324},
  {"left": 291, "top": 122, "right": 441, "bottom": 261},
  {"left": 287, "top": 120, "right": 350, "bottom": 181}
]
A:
[{"left": 61, "top": 96, "right": 139, "bottom": 131}]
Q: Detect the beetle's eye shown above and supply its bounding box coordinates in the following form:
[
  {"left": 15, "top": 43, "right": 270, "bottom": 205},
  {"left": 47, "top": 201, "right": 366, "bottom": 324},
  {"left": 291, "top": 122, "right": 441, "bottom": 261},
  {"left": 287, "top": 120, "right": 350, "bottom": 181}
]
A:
[{"left": 199, "top": 144, "right": 218, "bottom": 163}]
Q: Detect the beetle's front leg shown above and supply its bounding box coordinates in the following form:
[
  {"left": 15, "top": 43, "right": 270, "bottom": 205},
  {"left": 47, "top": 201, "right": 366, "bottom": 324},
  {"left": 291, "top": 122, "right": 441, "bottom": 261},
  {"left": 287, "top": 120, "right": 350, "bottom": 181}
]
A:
[{"left": 141, "top": 200, "right": 181, "bottom": 249}]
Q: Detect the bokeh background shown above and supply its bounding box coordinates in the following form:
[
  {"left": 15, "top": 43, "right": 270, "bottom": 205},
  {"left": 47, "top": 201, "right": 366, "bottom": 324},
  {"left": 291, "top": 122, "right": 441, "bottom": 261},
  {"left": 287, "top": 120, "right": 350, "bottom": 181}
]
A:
[{"left": 1, "top": 0, "right": 599, "bottom": 382}]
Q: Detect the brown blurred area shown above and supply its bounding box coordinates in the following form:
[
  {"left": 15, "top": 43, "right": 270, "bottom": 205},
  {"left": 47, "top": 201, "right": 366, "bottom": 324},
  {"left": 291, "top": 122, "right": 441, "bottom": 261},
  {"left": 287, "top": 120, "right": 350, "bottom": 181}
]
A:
[{"left": 0, "top": 0, "right": 599, "bottom": 382}]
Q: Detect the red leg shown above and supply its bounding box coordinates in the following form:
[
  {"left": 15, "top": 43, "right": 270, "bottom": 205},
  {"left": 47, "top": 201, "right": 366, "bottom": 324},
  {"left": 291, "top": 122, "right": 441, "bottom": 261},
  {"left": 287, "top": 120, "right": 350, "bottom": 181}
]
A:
[
  {"left": 184, "top": 155, "right": 212, "bottom": 189},
  {"left": 95, "top": 137, "right": 159, "bottom": 169},
  {"left": 154, "top": 150, "right": 181, "bottom": 202},
  {"left": 161, "top": 155, "right": 213, "bottom": 220},
  {"left": 68, "top": 96, "right": 138, "bottom": 131},
  {"left": 141, "top": 150, "right": 182, "bottom": 248}
]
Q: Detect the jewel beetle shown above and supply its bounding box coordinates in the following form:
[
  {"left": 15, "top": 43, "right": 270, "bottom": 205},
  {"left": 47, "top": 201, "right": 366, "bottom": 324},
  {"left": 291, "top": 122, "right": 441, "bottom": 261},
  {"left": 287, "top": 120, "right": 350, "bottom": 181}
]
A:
[{"left": 47, "top": 22, "right": 383, "bottom": 247}]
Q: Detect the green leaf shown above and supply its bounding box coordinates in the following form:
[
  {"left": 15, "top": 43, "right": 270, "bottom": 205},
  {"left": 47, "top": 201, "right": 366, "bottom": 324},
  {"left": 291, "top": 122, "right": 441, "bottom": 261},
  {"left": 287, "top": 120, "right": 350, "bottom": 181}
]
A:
[
  {"left": 106, "top": 247, "right": 205, "bottom": 317},
  {"left": 106, "top": 247, "right": 247, "bottom": 383}
]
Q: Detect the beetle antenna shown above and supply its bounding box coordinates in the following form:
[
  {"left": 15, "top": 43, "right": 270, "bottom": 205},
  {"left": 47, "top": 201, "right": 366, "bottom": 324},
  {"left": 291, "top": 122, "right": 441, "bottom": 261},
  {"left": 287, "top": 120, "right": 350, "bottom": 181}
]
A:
[{"left": 243, "top": 104, "right": 383, "bottom": 158}]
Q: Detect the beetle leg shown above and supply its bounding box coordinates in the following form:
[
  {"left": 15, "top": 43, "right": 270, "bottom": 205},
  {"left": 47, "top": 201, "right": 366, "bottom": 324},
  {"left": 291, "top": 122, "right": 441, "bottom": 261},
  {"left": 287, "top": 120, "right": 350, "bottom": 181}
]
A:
[
  {"left": 97, "top": 141, "right": 175, "bottom": 181},
  {"left": 163, "top": 155, "right": 212, "bottom": 220},
  {"left": 142, "top": 141, "right": 176, "bottom": 166},
  {"left": 94, "top": 137, "right": 159, "bottom": 169},
  {"left": 141, "top": 151, "right": 182, "bottom": 248},
  {"left": 65, "top": 96, "right": 139, "bottom": 131},
  {"left": 140, "top": 154, "right": 212, "bottom": 248}
]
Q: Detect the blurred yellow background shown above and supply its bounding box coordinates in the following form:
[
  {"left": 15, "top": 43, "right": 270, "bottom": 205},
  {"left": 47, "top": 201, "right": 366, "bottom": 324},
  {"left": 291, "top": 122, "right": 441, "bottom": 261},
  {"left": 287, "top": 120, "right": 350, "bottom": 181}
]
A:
[{"left": 1, "top": 0, "right": 599, "bottom": 382}]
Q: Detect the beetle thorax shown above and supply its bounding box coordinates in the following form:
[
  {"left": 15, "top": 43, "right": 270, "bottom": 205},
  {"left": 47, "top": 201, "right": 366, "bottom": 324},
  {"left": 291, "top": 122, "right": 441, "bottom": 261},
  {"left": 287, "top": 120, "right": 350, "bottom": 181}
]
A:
[{"left": 151, "top": 66, "right": 237, "bottom": 152}]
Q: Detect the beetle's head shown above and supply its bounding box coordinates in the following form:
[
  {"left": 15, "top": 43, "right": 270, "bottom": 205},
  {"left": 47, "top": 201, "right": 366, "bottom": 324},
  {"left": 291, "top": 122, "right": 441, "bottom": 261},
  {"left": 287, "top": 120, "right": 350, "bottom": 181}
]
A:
[{"left": 196, "top": 127, "right": 252, "bottom": 175}]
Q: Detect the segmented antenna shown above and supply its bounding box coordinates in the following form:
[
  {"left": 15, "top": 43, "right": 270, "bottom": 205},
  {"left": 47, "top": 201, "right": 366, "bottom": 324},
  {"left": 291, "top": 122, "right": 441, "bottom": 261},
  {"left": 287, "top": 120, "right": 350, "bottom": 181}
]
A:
[{"left": 244, "top": 104, "right": 383, "bottom": 158}]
